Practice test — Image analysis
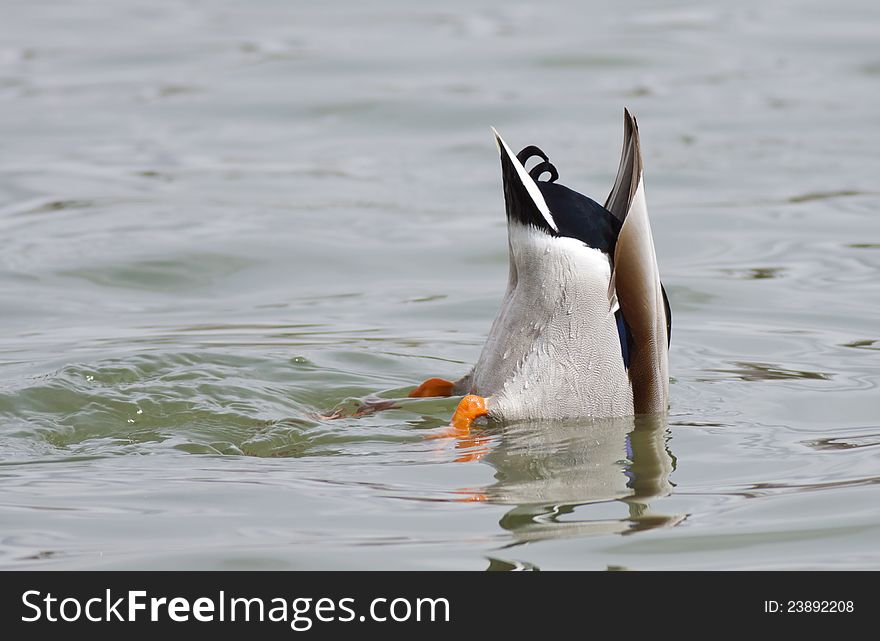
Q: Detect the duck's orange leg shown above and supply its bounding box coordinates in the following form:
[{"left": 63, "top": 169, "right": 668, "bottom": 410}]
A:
[
  {"left": 427, "top": 394, "right": 488, "bottom": 440},
  {"left": 409, "top": 377, "right": 456, "bottom": 398},
  {"left": 450, "top": 395, "right": 488, "bottom": 431},
  {"left": 426, "top": 395, "right": 491, "bottom": 463}
]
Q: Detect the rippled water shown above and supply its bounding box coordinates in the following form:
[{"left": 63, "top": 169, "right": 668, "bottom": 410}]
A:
[{"left": 1, "top": 0, "right": 878, "bottom": 570}]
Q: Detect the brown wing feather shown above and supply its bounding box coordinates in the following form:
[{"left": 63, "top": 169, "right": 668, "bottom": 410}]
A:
[{"left": 608, "top": 109, "right": 669, "bottom": 413}]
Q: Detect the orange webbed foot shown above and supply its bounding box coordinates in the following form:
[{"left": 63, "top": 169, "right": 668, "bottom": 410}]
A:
[
  {"left": 425, "top": 394, "right": 491, "bottom": 461},
  {"left": 425, "top": 395, "right": 489, "bottom": 440},
  {"left": 409, "top": 377, "right": 456, "bottom": 398},
  {"left": 451, "top": 394, "right": 488, "bottom": 431}
]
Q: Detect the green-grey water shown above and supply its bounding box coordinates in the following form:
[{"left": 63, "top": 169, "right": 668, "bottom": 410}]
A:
[{"left": 1, "top": 0, "right": 878, "bottom": 570}]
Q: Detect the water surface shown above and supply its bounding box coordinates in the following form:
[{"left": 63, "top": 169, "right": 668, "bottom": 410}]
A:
[{"left": 1, "top": 0, "right": 878, "bottom": 570}]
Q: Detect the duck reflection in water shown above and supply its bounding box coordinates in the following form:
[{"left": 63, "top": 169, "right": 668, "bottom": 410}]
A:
[{"left": 447, "top": 414, "right": 684, "bottom": 550}]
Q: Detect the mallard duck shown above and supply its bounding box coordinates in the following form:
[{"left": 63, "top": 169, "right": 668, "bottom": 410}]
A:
[{"left": 411, "top": 109, "right": 671, "bottom": 430}]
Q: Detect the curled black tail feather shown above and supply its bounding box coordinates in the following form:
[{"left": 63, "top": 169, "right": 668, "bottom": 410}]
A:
[{"left": 517, "top": 146, "right": 559, "bottom": 184}]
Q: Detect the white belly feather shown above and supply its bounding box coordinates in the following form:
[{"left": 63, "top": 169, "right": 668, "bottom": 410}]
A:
[{"left": 470, "top": 222, "right": 633, "bottom": 421}]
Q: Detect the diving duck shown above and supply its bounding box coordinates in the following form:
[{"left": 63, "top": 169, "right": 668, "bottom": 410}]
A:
[{"left": 410, "top": 109, "right": 671, "bottom": 429}]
